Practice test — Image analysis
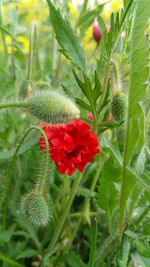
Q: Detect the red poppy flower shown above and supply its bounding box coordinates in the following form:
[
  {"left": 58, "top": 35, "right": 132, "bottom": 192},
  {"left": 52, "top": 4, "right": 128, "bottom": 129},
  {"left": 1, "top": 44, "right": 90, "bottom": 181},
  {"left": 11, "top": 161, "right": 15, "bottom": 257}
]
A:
[{"left": 39, "top": 119, "right": 100, "bottom": 176}]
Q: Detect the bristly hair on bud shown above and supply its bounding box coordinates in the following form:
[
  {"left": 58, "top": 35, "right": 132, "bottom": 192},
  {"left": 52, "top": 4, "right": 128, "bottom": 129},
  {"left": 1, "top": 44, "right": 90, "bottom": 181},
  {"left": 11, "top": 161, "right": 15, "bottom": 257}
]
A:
[
  {"left": 111, "top": 93, "right": 127, "bottom": 123},
  {"left": 21, "top": 192, "right": 51, "bottom": 227},
  {"left": 22, "top": 90, "right": 80, "bottom": 124}
]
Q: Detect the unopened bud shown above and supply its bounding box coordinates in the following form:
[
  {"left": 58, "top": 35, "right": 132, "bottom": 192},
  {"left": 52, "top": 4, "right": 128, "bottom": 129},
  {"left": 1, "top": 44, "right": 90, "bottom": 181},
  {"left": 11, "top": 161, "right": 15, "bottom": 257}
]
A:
[
  {"left": 21, "top": 192, "right": 50, "bottom": 226},
  {"left": 111, "top": 93, "right": 127, "bottom": 123},
  {"left": 92, "top": 19, "right": 102, "bottom": 44},
  {"left": 18, "top": 79, "right": 33, "bottom": 98},
  {"left": 23, "top": 90, "right": 80, "bottom": 124}
]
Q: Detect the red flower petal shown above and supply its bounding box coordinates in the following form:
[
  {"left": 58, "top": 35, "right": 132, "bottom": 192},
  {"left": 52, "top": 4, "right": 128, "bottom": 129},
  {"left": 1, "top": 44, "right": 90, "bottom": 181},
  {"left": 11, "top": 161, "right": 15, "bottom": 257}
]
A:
[{"left": 39, "top": 119, "right": 100, "bottom": 176}]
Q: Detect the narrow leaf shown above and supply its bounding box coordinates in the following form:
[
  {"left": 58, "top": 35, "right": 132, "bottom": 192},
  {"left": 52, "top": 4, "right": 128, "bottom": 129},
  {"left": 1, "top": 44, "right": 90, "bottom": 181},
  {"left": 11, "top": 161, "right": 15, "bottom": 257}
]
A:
[{"left": 88, "top": 219, "right": 97, "bottom": 267}]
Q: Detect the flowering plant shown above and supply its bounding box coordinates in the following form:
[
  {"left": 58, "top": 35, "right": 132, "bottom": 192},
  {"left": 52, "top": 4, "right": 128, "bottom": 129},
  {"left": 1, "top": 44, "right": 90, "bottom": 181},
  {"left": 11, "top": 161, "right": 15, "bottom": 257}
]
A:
[{"left": 0, "top": 0, "right": 149, "bottom": 266}]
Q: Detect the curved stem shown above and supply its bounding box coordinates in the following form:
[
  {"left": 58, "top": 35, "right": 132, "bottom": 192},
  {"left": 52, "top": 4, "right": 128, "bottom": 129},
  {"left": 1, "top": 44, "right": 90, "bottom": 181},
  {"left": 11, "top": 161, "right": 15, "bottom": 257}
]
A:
[{"left": 1, "top": 126, "right": 49, "bottom": 228}]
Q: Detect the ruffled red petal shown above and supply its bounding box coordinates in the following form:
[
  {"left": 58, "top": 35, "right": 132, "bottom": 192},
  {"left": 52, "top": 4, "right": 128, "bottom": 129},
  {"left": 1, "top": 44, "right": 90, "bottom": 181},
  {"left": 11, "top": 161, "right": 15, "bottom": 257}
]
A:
[{"left": 39, "top": 119, "right": 100, "bottom": 176}]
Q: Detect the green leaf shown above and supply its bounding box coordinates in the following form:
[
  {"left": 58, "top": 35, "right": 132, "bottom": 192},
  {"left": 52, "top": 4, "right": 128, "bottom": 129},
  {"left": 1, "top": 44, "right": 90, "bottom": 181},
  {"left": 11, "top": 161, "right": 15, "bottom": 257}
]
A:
[
  {"left": 117, "top": 236, "right": 131, "bottom": 267},
  {"left": 134, "top": 173, "right": 150, "bottom": 190},
  {"left": 98, "top": 79, "right": 110, "bottom": 113},
  {"left": 66, "top": 252, "right": 85, "bottom": 267},
  {"left": 131, "top": 253, "right": 147, "bottom": 267},
  {"left": 73, "top": 70, "right": 88, "bottom": 98},
  {"left": 103, "top": 137, "right": 123, "bottom": 166},
  {"left": 134, "top": 240, "right": 150, "bottom": 258},
  {"left": 73, "top": 70, "right": 101, "bottom": 107},
  {"left": 119, "top": 0, "right": 150, "bottom": 238},
  {"left": 88, "top": 219, "right": 97, "bottom": 267},
  {"left": 98, "top": 157, "right": 121, "bottom": 227},
  {"left": 47, "top": 0, "right": 86, "bottom": 71},
  {"left": 75, "top": 97, "right": 91, "bottom": 111},
  {"left": 76, "top": 4, "right": 104, "bottom": 28},
  {"left": 93, "top": 71, "right": 102, "bottom": 102},
  {"left": 0, "top": 225, "right": 16, "bottom": 246},
  {"left": 17, "top": 249, "right": 38, "bottom": 260},
  {"left": 76, "top": 4, "right": 104, "bottom": 35}
]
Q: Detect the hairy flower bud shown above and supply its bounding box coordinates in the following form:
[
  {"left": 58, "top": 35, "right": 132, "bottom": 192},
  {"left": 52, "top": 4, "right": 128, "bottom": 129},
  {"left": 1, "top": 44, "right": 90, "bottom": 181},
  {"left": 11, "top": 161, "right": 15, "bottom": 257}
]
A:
[
  {"left": 18, "top": 79, "right": 33, "bottom": 98},
  {"left": 92, "top": 19, "right": 102, "bottom": 44},
  {"left": 21, "top": 192, "right": 50, "bottom": 226},
  {"left": 23, "top": 90, "right": 80, "bottom": 124},
  {"left": 111, "top": 93, "right": 127, "bottom": 123}
]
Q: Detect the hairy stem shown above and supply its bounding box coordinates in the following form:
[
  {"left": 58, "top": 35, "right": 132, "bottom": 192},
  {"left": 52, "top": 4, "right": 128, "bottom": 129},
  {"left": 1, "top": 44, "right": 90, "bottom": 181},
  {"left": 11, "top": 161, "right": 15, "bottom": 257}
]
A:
[
  {"left": 0, "top": 102, "right": 24, "bottom": 109},
  {"left": 27, "top": 21, "right": 37, "bottom": 80},
  {"left": 1, "top": 126, "right": 49, "bottom": 228}
]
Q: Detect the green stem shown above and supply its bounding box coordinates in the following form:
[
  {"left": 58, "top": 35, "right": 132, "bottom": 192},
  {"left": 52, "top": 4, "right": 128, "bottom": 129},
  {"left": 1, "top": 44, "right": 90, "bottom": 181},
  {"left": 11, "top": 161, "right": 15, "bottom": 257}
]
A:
[
  {"left": 44, "top": 172, "right": 83, "bottom": 257},
  {"left": 0, "top": 102, "right": 24, "bottom": 109},
  {"left": 1, "top": 126, "right": 49, "bottom": 228},
  {"left": 119, "top": 124, "right": 129, "bottom": 239},
  {"left": 83, "top": 155, "right": 103, "bottom": 224},
  {"left": 67, "top": 154, "right": 104, "bottom": 250},
  {"left": 27, "top": 21, "right": 37, "bottom": 80}
]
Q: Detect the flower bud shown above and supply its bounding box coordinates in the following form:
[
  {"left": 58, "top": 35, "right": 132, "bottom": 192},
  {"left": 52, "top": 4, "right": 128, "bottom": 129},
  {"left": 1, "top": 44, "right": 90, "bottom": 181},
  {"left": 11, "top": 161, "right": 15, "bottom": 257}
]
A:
[
  {"left": 21, "top": 192, "right": 50, "bottom": 226},
  {"left": 92, "top": 19, "right": 102, "bottom": 44},
  {"left": 23, "top": 90, "right": 80, "bottom": 124},
  {"left": 111, "top": 93, "right": 127, "bottom": 123},
  {"left": 18, "top": 79, "right": 33, "bottom": 98}
]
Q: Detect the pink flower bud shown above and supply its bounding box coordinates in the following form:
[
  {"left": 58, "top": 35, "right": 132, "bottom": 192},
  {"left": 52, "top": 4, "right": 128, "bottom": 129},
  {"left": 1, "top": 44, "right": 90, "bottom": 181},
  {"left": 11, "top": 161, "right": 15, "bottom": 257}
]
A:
[
  {"left": 92, "top": 19, "right": 102, "bottom": 44},
  {"left": 87, "top": 112, "right": 94, "bottom": 120}
]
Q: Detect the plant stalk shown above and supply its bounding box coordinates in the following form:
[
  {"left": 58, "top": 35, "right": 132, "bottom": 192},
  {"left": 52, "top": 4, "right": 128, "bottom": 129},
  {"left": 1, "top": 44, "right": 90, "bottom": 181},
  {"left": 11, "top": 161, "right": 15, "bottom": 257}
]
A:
[{"left": 44, "top": 172, "right": 83, "bottom": 258}]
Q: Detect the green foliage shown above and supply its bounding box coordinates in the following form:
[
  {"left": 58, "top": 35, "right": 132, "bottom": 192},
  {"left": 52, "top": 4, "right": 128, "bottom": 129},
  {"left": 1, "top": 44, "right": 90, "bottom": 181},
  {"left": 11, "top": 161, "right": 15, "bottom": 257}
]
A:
[
  {"left": 0, "top": 0, "right": 149, "bottom": 266},
  {"left": 76, "top": 4, "right": 104, "bottom": 34},
  {"left": 98, "top": 157, "right": 121, "bottom": 230},
  {"left": 47, "top": 0, "right": 86, "bottom": 72},
  {"left": 119, "top": 0, "right": 150, "bottom": 238}
]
